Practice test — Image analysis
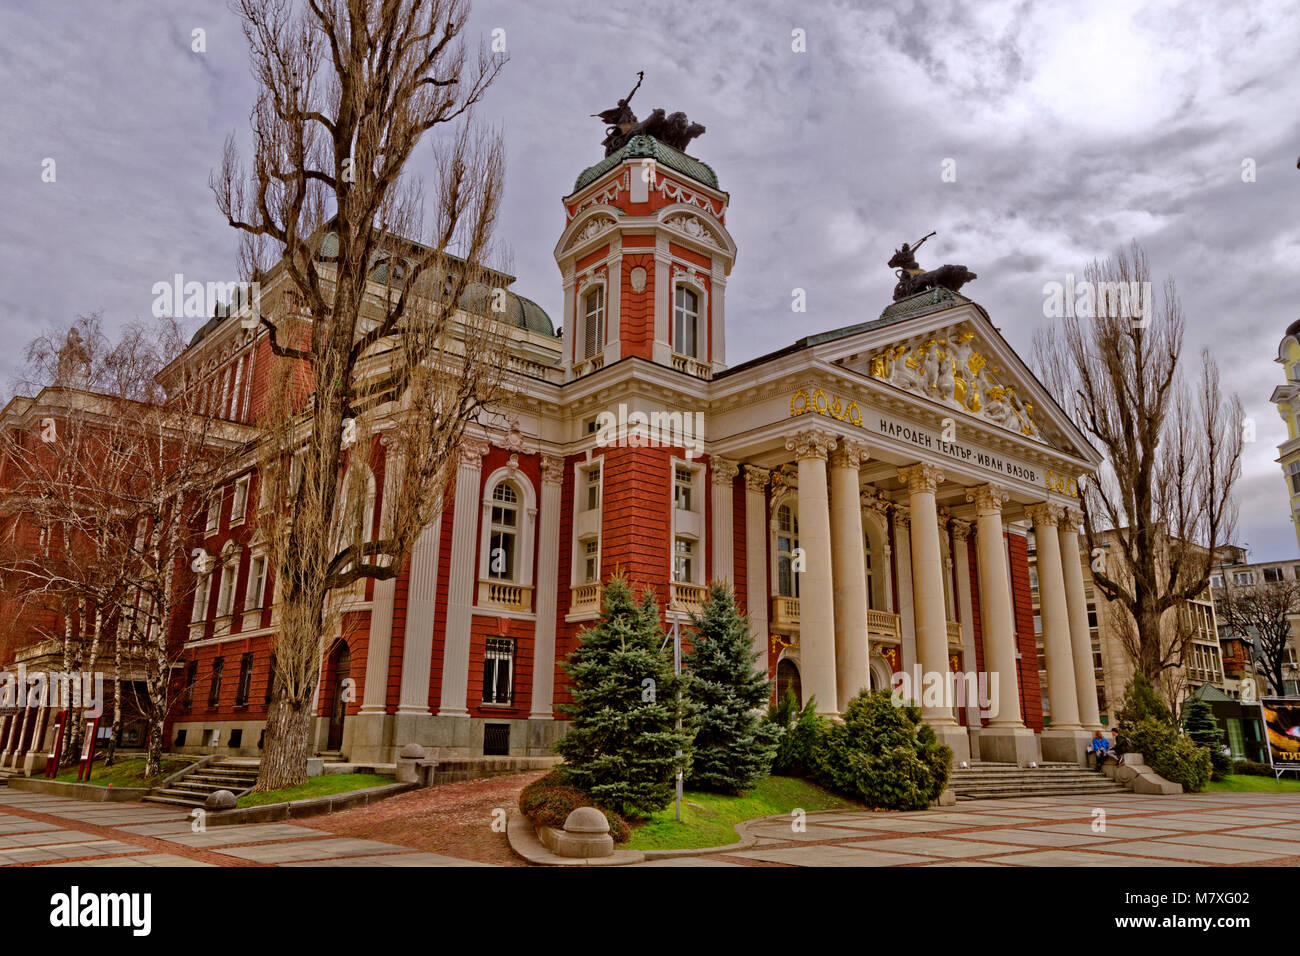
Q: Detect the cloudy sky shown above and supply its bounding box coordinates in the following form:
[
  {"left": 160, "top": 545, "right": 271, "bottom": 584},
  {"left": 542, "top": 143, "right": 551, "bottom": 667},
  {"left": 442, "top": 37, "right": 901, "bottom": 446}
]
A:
[{"left": 3, "top": 0, "right": 1299, "bottom": 559}]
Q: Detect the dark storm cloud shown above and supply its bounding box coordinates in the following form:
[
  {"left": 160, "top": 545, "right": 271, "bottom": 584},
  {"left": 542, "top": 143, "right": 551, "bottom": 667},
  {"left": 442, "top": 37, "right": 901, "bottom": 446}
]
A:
[{"left": 3, "top": 0, "right": 1298, "bottom": 559}]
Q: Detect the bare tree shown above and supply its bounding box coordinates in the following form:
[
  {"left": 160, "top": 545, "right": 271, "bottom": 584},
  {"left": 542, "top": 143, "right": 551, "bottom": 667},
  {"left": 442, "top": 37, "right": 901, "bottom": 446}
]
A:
[
  {"left": 1216, "top": 579, "right": 1300, "bottom": 696},
  {"left": 1035, "top": 242, "right": 1243, "bottom": 692},
  {"left": 0, "top": 317, "right": 234, "bottom": 775},
  {"left": 213, "top": 0, "right": 511, "bottom": 790}
]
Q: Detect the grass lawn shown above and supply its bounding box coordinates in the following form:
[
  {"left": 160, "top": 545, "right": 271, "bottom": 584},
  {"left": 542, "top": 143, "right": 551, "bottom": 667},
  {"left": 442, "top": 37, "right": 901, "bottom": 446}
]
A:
[
  {"left": 53, "top": 756, "right": 193, "bottom": 788},
  {"left": 1203, "top": 774, "right": 1300, "bottom": 794},
  {"left": 236, "top": 773, "right": 394, "bottom": 808},
  {"left": 625, "top": 775, "right": 860, "bottom": 851}
]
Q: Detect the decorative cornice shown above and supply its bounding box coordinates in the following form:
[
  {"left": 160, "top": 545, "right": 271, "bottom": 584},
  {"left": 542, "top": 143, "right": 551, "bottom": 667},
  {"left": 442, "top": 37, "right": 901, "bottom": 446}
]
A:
[
  {"left": 540, "top": 454, "right": 565, "bottom": 486},
  {"left": 829, "top": 438, "right": 870, "bottom": 470},
  {"left": 898, "top": 462, "right": 944, "bottom": 495},
  {"left": 785, "top": 427, "right": 838, "bottom": 462},
  {"left": 966, "top": 482, "right": 1009, "bottom": 515},
  {"left": 710, "top": 456, "right": 740, "bottom": 486},
  {"left": 744, "top": 464, "right": 771, "bottom": 494},
  {"left": 1024, "top": 502, "right": 1064, "bottom": 528}
]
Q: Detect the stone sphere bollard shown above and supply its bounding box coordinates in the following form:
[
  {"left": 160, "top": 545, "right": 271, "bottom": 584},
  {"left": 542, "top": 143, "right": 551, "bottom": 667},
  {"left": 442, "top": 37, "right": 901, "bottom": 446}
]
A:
[
  {"left": 555, "top": 807, "right": 614, "bottom": 858},
  {"left": 205, "top": 789, "right": 236, "bottom": 810},
  {"left": 395, "top": 743, "right": 427, "bottom": 784}
]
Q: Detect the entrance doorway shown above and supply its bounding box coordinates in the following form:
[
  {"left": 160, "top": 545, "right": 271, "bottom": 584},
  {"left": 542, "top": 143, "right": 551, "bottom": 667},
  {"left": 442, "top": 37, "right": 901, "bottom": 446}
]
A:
[
  {"left": 776, "top": 658, "right": 802, "bottom": 708},
  {"left": 326, "top": 641, "right": 351, "bottom": 751}
]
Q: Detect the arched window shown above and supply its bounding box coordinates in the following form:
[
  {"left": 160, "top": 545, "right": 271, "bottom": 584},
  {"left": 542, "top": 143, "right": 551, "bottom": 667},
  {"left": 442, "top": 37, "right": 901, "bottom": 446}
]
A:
[
  {"left": 674, "top": 286, "right": 699, "bottom": 357},
  {"left": 582, "top": 286, "right": 604, "bottom": 359},
  {"left": 488, "top": 482, "right": 520, "bottom": 581},
  {"left": 776, "top": 504, "right": 799, "bottom": 598}
]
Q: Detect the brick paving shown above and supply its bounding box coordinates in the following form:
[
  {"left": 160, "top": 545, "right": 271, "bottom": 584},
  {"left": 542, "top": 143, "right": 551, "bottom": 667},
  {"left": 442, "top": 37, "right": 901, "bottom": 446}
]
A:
[
  {"left": 638, "top": 791, "right": 1300, "bottom": 867},
  {"left": 2, "top": 783, "right": 1297, "bottom": 868}
]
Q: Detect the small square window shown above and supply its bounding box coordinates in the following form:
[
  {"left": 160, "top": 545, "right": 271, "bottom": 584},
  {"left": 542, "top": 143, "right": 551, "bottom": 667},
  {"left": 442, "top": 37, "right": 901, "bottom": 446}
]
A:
[
  {"left": 583, "top": 539, "right": 600, "bottom": 583},
  {"left": 673, "top": 537, "right": 695, "bottom": 583},
  {"left": 674, "top": 466, "right": 694, "bottom": 512},
  {"left": 584, "top": 464, "right": 601, "bottom": 511}
]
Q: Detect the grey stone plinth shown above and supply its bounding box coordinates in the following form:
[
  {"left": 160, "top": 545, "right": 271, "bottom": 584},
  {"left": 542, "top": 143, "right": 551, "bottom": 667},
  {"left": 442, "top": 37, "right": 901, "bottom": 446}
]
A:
[
  {"left": 206, "top": 789, "right": 237, "bottom": 810},
  {"left": 539, "top": 807, "right": 614, "bottom": 858},
  {"left": 932, "top": 725, "right": 971, "bottom": 766},
  {"left": 395, "top": 744, "right": 427, "bottom": 785},
  {"left": 978, "top": 726, "right": 1041, "bottom": 766},
  {"left": 1040, "top": 728, "right": 1092, "bottom": 766},
  {"left": 306, "top": 758, "right": 324, "bottom": 777}
]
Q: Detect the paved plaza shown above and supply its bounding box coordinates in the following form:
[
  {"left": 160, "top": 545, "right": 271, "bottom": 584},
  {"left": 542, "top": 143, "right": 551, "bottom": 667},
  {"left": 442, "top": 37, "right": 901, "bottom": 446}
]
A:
[{"left": 0, "top": 788, "right": 1297, "bottom": 867}]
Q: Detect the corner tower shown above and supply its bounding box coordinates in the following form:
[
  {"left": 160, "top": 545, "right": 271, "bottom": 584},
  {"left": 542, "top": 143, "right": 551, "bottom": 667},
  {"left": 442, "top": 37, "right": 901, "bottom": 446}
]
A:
[
  {"left": 555, "top": 134, "right": 736, "bottom": 381},
  {"left": 1270, "top": 317, "right": 1300, "bottom": 552}
]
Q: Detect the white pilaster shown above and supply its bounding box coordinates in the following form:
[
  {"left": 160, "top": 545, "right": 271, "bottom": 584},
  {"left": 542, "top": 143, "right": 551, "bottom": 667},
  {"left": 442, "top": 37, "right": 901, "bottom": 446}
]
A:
[
  {"left": 397, "top": 516, "right": 442, "bottom": 715},
  {"left": 710, "top": 457, "right": 739, "bottom": 584},
  {"left": 1060, "top": 509, "right": 1103, "bottom": 730},
  {"left": 436, "top": 437, "right": 489, "bottom": 717},
  {"left": 744, "top": 465, "right": 771, "bottom": 673},
  {"left": 529, "top": 456, "right": 565, "bottom": 720}
]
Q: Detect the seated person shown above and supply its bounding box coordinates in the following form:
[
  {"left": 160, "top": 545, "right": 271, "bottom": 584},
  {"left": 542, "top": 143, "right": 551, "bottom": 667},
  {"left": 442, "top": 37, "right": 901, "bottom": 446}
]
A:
[{"left": 1088, "top": 729, "right": 1112, "bottom": 772}]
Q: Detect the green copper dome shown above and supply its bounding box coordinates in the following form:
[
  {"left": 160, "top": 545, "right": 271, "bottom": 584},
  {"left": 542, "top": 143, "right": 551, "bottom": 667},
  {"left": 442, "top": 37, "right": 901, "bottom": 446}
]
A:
[{"left": 573, "top": 135, "right": 719, "bottom": 193}]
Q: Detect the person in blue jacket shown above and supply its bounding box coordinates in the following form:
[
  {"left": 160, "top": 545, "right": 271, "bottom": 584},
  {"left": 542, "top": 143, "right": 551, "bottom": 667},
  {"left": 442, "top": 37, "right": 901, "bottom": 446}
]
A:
[{"left": 1088, "top": 729, "right": 1112, "bottom": 772}]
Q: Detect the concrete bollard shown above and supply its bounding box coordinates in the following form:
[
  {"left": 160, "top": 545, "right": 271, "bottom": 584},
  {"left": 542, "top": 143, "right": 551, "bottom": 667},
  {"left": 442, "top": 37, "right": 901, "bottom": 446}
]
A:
[{"left": 395, "top": 743, "right": 426, "bottom": 784}]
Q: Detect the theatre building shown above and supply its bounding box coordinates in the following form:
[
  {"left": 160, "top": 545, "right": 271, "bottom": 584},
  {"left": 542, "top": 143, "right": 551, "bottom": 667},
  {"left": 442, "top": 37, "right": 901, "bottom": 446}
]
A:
[{"left": 3, "top": 125, "right": 1107, "bottom": 771}]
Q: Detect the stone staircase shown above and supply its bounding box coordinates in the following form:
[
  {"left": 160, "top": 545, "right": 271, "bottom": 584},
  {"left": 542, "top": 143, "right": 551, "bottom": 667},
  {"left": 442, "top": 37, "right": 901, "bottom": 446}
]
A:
[
  {"left": 142, "top": 760, "right": 260, "bottom": 809},
  {"left": 949, "top": 760, "right": 1127, "bottom": 800}
]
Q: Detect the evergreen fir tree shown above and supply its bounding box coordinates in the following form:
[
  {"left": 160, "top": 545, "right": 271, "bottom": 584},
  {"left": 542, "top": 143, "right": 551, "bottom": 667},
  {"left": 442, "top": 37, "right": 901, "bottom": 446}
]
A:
[
  {"left": 683, "top": 583, "right": 780, "bottom": 793},
  {"left": 554, "top": 574, "right": 691, "bottom": 817},
  {"left": 1182, "top": 695, "right": 1231, "bottom": 779},
  {"left": 1114, "top": 673, "right": 1172, "bottom": 752}
]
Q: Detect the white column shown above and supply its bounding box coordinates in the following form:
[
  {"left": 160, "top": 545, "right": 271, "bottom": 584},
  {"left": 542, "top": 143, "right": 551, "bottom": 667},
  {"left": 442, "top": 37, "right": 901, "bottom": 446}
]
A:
[
  {"left": 952, "top": 520, "right": 978, "bottom": 724},
  {"left": 830, "top": 441, "right": 871, "bottom": 712},
  {"left": 1026, "top": 503, "right": 1082, "bottom": 730},
  {"left": 397, "top": 518, "right": 442, "bottom": 714},
  {"left": 1060, "top": 508, "right": 1102, "bottom": 729},
  {"left": 785, "top": 427, "right": 839, "bottom": 717},
  {"left": 968, "top": 483, "right": 1023, "bottom": 728},
  {"left": 899, "top": 463, "right": 956, "bottom": 727},
  {"left": 894, "top": 506, "right": 917, "bottom": 674},
  {"left": 436, "top": 437, "right": 489, "bottom": 717},
  {"left": 529, "top": 456, "right": 565, "bottom": 720},
  {"left": 360, "top": 452, "right": 403, "bottom": 717},
  {"left": 710, "top": 457, "right": 739, "bottom": 584},
  {"left": 744, "top": 465, "right": 771, "bottom": 672}
]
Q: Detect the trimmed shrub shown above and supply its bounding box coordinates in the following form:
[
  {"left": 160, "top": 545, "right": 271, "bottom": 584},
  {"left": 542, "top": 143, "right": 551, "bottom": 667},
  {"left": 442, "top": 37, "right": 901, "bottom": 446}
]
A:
[
  {"left": 518, "top": 772, "right": 630, "bottom": 843},
  {"left": 1232, "top": 760, "right": 1275, "bottom": 777},
  {"left": 1128, "top": 718, "right": 1212, "bottom": 793},
  {"left": 767, "top": 690, "right": 826, "bottom": 777},
  {"left": 809, "top": 690, "right": 951, "bottom": 811}
]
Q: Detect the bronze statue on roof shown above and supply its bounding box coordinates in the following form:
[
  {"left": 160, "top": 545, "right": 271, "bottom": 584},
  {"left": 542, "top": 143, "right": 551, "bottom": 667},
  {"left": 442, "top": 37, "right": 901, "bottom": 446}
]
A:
[
  {"left": 592, "top": 73, "right": 707, "bottom": 156},
  {"left": 887, "top": 232, "right": 978, "bottom": 301}
]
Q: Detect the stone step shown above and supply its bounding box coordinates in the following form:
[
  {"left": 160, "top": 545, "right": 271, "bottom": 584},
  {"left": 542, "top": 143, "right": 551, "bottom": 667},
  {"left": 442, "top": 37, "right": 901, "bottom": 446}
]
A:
[{"left": 141, "top": 793, "right": 208, "bottom": 808}]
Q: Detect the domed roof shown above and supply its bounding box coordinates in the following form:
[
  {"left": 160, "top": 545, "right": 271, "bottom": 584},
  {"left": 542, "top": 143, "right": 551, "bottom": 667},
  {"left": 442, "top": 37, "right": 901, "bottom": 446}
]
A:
[
  {"left": 573, "top": 135, "right": 719, "bottom": 193},
  {"left": 458, "top": 283, "right": 556, "bottom": 337},
  {"left": 1286, "top": 317, "right": 1300, "bottom": 339}
]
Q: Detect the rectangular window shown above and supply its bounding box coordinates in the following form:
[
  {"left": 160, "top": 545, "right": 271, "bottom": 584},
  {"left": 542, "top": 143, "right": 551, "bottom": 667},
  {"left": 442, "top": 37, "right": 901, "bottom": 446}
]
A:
[
  {"left": 265, "top": 651, "right": 277, "bottom": 705},
  {"left": 236, "top": 652, "right": 254, "bottom": 706},
  {"left": 1028, "top": 568, "right": 1038, "bottom": 591},
  {"left": 182, "top": 661, "right": 198, "bottom": 709},
  {"left": 1087, "top": 607, "right": 1098, "bottom": 630},
  {"left": 191, "top": 574, "right": 211, "bottom": 624},
  {"left": 208, "top": 658, "right": 224, "bottom": 707},
  {"left": 673, "top": 537, "right": 695, "bottom": 583},
  {"left": 583, "top": 539, "right": 600, "bottom": 584},
  {"left": 205, "top": 494, "right": 221, "bottom": 534},
  {"left": 245, "top": 555, "right": 267, "bottom": 611},
  {"left": 583, "top": 286, "right": 604, "bottom": 359},
  {"left": 216, "top": 563, "right": 237, "bottom": 618},
  {"left": 1264, "top": 567, "right": 1283, "bottom": 583},
  {"left": 674, "top": 286, "right": 699, "bottom": 358},
  {"left": 231, "top": 476, "right": 250, "bottom": 523},
  {"left": 1234, "top": 571, "right": 1255, "bottom": 586},
  {"left": 1210, "top": 574, "right": 1224, "bottom": 589},
  {"left": 585, "top": 464, "right": 601, "bottom": 511},
  {"left": 673, "top": 466, "right": 694, "bottom": 512},
  {"left": 482, "top": 638, "right": 515, "bottom": 705},
  {"left": 230, "top": 356, "right": 245, "bottom": 421},
  {"left": 1289, "top": 460, "right": 1300, "bottom": 495}
]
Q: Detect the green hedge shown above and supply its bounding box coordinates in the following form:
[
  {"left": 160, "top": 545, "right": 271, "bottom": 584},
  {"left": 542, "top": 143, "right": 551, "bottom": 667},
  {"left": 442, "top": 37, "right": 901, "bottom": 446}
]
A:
[{"left": 1128, "top": 718, "right": 1212, "bottom": 792}]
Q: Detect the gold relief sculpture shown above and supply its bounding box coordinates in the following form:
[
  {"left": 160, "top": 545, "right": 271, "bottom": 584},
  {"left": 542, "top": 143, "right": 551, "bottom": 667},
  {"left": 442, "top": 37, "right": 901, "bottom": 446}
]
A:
[{"left": 788, "top": 389, "right": 862, "bottom": 426}]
